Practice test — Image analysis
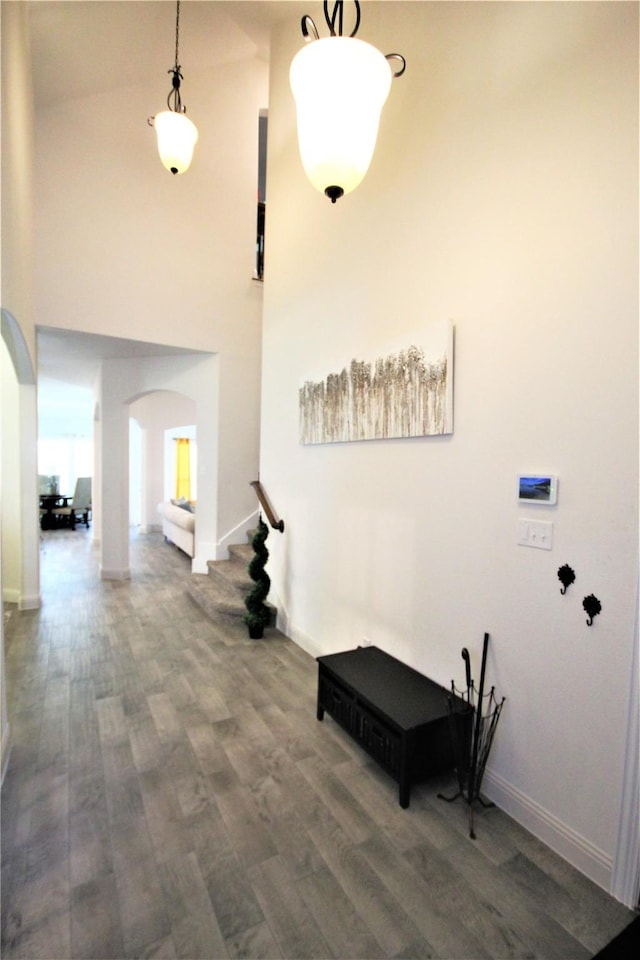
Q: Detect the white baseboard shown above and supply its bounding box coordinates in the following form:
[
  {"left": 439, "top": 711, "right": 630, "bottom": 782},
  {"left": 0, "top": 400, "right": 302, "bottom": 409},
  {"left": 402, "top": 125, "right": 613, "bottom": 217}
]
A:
[
  {"left": 141, "top": 523, "right": 162, "bottom": 534},
  {"left": 192, "top": 543, "right": 216, "bottom": 574},
  {"left": 279, "top": 628, "right": 619, "bottom": 898},
  {"left": 483, "top": 768, "right": 613, "bottom": 893},
  {"left": 19, "top": 592, "right": 41, "bottom": 610},
  {"left": 2, "top": 589, "right": 41, "bottom": 610},
  {"left": 288, "top": 623, "right": 323, "bottom": 661},
  {"left": 100, "top": 567, "right": 131, "bottom": 580}
]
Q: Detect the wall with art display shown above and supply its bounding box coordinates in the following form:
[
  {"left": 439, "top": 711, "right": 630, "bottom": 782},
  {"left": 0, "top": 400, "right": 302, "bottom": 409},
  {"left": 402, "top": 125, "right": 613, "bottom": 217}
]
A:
[
  {"left": 299, "top": 321, "right": 453, "bottom": 444},
  {"left": 261, "top": 1, "right": 638, "bottom": 898}
]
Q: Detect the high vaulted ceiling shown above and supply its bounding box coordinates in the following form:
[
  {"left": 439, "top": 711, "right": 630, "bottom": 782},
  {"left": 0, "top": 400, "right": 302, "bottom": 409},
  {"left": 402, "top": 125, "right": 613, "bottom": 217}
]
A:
[
  {"left": 27, "top": 0, "right": 312, "bottom": 434},
  {"left": 29, "top": 1, "right": 311, "bottom": 107}
]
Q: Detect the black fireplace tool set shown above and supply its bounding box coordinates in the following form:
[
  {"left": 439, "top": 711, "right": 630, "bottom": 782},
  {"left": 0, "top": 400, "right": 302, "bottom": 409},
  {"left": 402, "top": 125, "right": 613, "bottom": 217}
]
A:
[{"left": 438, "top": 632, "right": 505, "bottom": 839}]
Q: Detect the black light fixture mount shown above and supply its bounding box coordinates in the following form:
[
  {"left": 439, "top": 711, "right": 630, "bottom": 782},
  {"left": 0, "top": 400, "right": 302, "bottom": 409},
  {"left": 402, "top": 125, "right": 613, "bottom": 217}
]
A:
[
  {"left": 165, "top": 0, "right": 186, "bottom": 115},
  {"left": 299, "top": 1, "right": 406, "bottom": 71}
]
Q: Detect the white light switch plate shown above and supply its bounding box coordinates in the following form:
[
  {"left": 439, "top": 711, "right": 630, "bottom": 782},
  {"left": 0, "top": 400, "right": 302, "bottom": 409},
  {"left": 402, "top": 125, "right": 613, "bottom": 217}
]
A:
[{"left": 518, "top": 518, "right": 553, "bottom": 550}]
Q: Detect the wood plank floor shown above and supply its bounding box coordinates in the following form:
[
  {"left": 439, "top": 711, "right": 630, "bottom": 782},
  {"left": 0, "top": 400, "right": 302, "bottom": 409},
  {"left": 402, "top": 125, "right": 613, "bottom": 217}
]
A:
[{"left": 1, "top": 527, "right": 635, "bottom": 959}]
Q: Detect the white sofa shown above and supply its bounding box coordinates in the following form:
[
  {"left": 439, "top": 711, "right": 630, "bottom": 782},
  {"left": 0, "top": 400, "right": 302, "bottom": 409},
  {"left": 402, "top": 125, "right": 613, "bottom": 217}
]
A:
[{"left": 157, "top": 500, "right": 195, "bottom": 558}]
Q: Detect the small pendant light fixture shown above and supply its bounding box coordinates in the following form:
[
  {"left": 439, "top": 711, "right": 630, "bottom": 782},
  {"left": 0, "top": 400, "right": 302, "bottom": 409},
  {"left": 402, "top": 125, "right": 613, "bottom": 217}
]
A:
[
  {"left": 148, "top": 0, "right": 198, "bottom": 175},
  {"left": 290, "top": 1, "right": 405, "bottom": 203}
]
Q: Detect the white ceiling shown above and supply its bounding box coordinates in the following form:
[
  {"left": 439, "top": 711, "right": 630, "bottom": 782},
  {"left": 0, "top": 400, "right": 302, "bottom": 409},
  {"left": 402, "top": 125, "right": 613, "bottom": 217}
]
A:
[
  {"left": 29, "top": 1, "right": 312, "bottom": 107},
  {"left": 28, "top": 0, "right": 311, "bottom": 434},
  {"left": 37, "top": 325, "right": 207, "bottom": 385},
  {"left": 36, "top": 326, "right": 210, "bottom": 437}
]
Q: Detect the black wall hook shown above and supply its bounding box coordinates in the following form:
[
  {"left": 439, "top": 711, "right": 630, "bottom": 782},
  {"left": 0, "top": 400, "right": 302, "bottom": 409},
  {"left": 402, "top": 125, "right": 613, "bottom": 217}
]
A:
[
  {"left": 583, "top": 594, "right": 602, "bottom": 626},
  {"left": 557, "top": 564, "right": 576, "bottom": 595}
]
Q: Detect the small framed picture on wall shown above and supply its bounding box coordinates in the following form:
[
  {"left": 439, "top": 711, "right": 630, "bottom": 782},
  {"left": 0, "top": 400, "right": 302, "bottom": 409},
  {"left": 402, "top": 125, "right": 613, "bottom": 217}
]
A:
[{"left": 518, "top": 474, "right": 558, "bottom": 504}]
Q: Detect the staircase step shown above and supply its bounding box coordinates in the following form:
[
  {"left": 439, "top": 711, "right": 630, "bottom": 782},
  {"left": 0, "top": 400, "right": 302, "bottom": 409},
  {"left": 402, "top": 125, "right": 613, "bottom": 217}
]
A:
[
  {"left": 229, "top": 542, "right": 254, "bottom": 564},
  {"left": 207, "top": 558, "right": 253, "bottom": 595},
  {"left": 186, "top": 537, "right": 276, "bottom": 631},
  {"left": 186, "top": 573, "right": 247, "bottom": 626}
]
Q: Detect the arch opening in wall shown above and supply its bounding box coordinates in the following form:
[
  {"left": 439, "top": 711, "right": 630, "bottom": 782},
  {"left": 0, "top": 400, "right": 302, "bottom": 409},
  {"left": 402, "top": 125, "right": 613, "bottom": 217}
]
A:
[
  {"left": 128, "top": 389, "right": 196, "bottom": 536},
  {"left": 1, "top": 309, "right": 35, "bottom": 387},
  {"left": 1, "top": 310, "right": 38, "bottom": 609}
]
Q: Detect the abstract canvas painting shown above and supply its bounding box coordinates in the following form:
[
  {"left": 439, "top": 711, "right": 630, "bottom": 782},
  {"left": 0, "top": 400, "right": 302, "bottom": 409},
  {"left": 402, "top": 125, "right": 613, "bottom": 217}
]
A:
[{"left": 300, "top": 321, "right": 454, "bottom": 444}]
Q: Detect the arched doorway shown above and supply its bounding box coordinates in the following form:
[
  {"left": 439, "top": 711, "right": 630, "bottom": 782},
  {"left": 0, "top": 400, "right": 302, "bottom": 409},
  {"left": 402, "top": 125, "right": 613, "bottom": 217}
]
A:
[
  {"left": 1, "top": 308, "right": 39, "bottom": 782},
  {"left": 128, "top": 389, "right": 197, "bottom": 536},
  {"left": 1, "top": 308, "right": 39, "bottom": 609}
]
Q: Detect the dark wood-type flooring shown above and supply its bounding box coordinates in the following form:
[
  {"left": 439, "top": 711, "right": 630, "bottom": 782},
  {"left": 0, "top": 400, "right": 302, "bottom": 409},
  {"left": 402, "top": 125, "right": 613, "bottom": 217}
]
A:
[{"left": 1, "top": 528, "right": 635, "bottom": 959}]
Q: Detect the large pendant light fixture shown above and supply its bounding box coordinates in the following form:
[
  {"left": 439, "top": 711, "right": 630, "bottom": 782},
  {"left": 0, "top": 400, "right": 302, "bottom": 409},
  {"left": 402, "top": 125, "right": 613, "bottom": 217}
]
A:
[
  {"left": 290, "top": 1, "right": 405, "bottom": 203},
  {"left": 148, "top": 0, "right": 198, "bottom": 175}
]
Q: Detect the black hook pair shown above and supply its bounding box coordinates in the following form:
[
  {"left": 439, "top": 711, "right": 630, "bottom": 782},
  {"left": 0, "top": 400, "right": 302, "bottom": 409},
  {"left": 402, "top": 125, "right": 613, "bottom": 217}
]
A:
[{"left": 557, "top": 565, "right": 602, "bottom": 625}]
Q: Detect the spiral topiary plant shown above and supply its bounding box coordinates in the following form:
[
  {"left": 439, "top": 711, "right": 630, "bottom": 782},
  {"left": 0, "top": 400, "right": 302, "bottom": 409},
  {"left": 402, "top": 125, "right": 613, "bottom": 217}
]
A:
[{"left": 244, "top": 518, "right": 271, "bottom": 638}]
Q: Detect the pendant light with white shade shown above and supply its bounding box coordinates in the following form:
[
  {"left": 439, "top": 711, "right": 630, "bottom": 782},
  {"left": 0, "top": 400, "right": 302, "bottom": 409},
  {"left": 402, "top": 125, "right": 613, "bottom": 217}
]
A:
[
  {"left": 290, "top": 1, "right": 405, "bottom": 203},
  {"left": 148, "top": 0, "right": 198, "bottom": 175}
]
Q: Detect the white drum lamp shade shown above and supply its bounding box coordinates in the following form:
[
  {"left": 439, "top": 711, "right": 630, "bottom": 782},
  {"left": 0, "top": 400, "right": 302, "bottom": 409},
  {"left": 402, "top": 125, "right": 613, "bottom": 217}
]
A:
[
  {"left": 153, "top": 110, "right": 199, "bottom": 175},
  {"left": 290, "top": 36, "right": 392, "bottom": 201}
]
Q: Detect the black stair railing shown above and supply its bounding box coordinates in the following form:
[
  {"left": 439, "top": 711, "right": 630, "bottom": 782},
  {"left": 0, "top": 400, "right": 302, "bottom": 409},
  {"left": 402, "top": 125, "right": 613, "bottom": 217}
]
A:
[{"left": 250, "top": 480, "right": 284, "bottom": 532}]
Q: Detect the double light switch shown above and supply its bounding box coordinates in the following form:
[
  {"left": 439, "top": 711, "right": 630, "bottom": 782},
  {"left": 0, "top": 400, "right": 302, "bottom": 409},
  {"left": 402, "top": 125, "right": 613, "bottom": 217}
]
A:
[{"left": 517, "top": 518, "right": 553, "bottom": 550}]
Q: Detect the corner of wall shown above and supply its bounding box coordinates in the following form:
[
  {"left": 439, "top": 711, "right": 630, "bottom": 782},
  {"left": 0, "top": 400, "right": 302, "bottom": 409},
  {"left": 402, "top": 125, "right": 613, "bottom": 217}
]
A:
[
  {"left": 286, "top": 623, "right": 324, "bottom": 661},
  {"left": 483, "top": 769, "right": 614, "bottom": 893},
  {"left": 19, "top": 592, "right": 41, "bottom": 610}
]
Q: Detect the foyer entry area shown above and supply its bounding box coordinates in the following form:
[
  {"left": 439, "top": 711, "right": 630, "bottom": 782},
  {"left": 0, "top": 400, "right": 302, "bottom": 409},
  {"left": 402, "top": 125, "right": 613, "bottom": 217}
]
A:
[{"left": 1, "top": 529, "right": 634, "bottom": 959}]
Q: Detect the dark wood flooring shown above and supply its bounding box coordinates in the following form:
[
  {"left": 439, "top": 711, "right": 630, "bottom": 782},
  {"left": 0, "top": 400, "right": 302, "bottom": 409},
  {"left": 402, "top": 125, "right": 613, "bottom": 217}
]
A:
[{"left": 1, "top": 527, "right": 635, "bottom": 959}]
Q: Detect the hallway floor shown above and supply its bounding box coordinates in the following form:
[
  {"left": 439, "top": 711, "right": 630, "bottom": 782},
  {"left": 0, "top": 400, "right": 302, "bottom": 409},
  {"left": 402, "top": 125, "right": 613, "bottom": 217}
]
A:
[{"left": 1, "top": 528, "right": 634, "bottom": 958}]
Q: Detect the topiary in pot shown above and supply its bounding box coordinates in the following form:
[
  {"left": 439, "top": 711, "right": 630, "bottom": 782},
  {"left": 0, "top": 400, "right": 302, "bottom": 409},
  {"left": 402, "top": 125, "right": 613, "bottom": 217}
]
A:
[{"left": 244, "top": 518, "right": 271, "bottom": 639}]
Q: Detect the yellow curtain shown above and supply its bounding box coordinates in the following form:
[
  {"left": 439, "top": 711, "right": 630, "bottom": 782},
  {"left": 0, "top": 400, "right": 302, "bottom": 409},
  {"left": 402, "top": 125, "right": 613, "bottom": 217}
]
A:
[{"left": 175, "top": 438, "right": 191, "bottom": 500}]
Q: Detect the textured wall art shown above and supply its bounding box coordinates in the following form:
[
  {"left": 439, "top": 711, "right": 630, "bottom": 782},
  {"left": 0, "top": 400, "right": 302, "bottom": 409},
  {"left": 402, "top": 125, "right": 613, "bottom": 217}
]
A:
[{"left": 300, "top": 321, "right": 454, "bottom": 444}]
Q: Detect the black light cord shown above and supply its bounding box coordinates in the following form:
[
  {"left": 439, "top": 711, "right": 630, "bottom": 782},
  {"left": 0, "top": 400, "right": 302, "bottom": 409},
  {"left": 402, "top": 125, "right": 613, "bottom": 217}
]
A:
[{"left": 167, "top": 0, "right": 184, "bottom": 113}]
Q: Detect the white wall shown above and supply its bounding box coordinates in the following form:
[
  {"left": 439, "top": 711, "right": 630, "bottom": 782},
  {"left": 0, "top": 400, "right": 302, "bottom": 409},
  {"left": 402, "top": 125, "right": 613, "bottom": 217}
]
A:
[
  {"left": 1, "top": 1, "right": 39, "bottom": 783},
  {"left": 129, "top": 416, "right": 142, "bottom": 526},
  {"left": 0, "top": 335, "right": 37, "bottom": 609},
  {"left": 262, "top": 1, "right": 638, "bottom": 894},
  {"left": 1, "top": 1, "right": 35, "bottom": 362},
  {"left": 1, "top": 340, "right": 21, "bottom": 604},
  {"left": 34, "top": 54, "right": 267, "bottom": 348},
  {"left": 33, "top": 46, "right": 268, "bottom": 573}
]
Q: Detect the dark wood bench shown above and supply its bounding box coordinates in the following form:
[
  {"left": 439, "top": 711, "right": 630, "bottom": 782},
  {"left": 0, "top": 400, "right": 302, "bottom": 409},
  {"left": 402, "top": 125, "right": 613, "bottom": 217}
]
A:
[{"left": 317, "top": 645, "right": 468, "bottom": 808}]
